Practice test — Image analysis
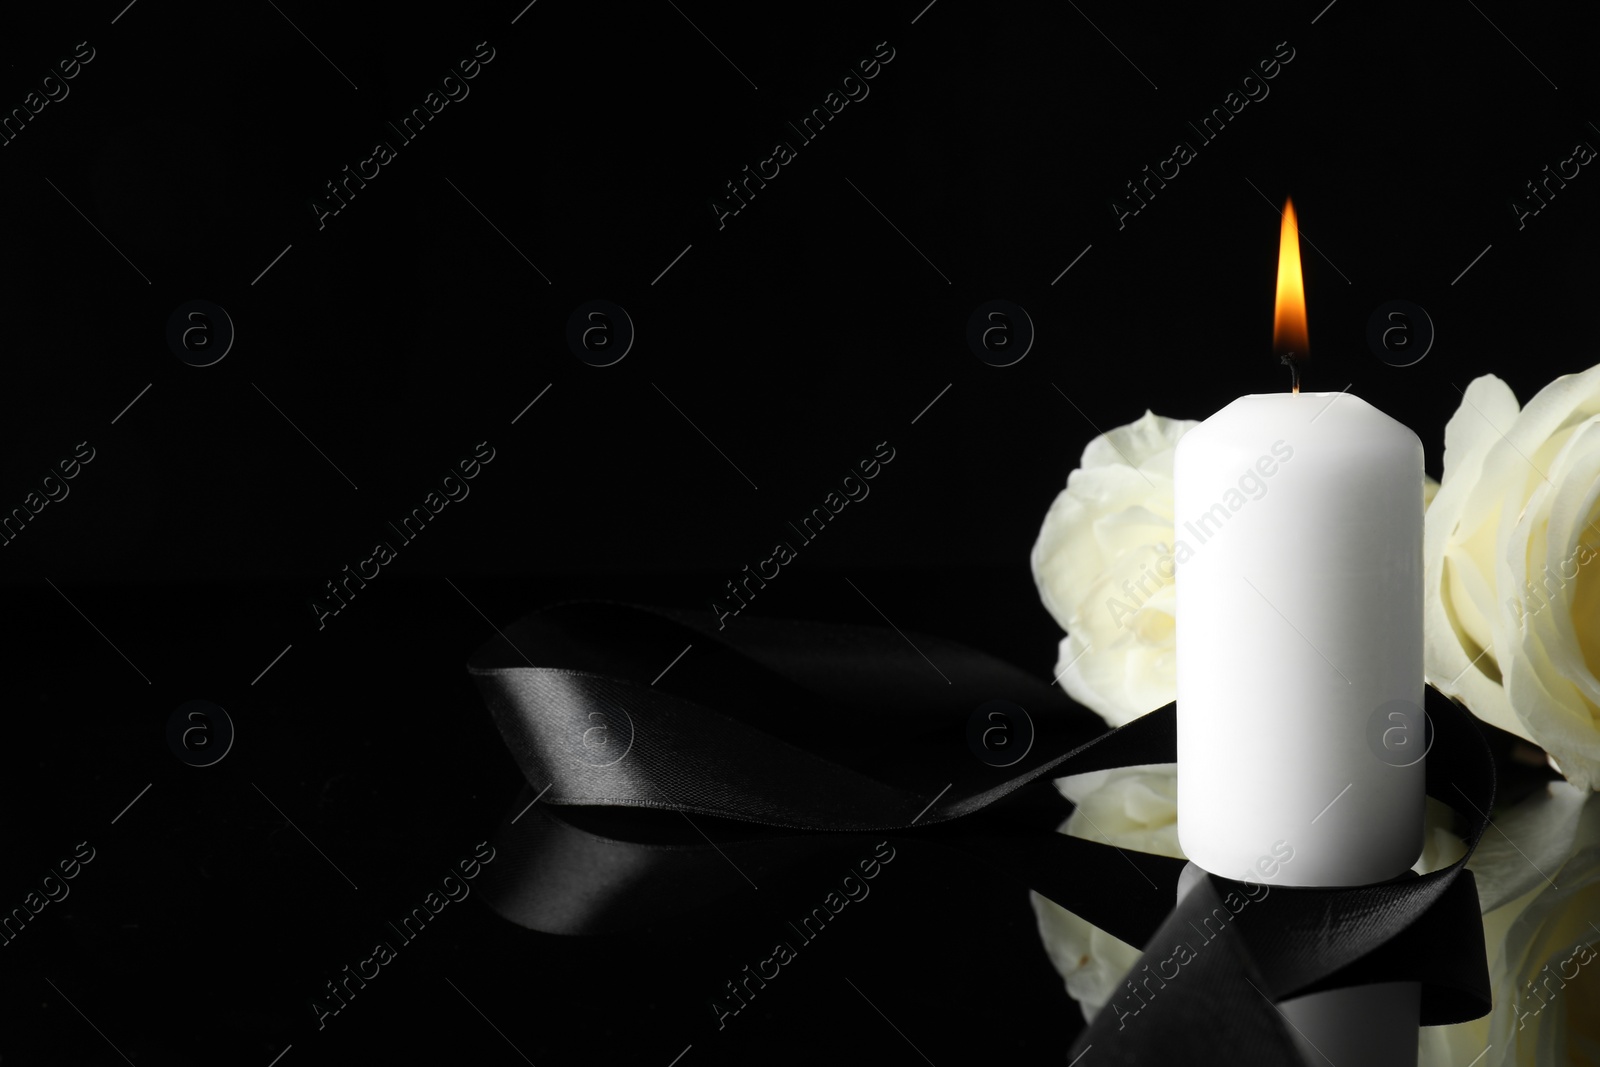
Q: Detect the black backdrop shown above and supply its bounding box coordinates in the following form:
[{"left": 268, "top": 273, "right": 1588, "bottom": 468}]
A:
[{"left": 2, "top": 0, "right": 1593, "bottom": 1063}]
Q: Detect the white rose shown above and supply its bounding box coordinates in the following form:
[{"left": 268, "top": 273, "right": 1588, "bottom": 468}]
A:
[
  {"left": 1423, "top": 365, "right": 1600, "bottom": 789},
  {"left": 1031, "top": 412, "right": 1199, "bottom": 727},
  {"left": 1420, "top": 782, "right": 1599, "bottom": 1067},
  {"left": 1033, "top": 412, "right": 1441, "bottom": 729}
]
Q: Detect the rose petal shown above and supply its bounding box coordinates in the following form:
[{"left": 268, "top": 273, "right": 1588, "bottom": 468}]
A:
[
  {"left": 1411, "top": 797, "right": 1468, "bottom": 875},
  {"left": 1424, "top": 375, "right": 1536, "bottom": 741},
  {"left": 1030, "top": 888, "right": 1144, "bottom": 1022},
  {"left": 1056, "top": 630, "right": 1171, "bottom": 727},
  {"left": 1440, "top": 375, "right": 1521, "bottom": 486},
  {"left": 1081, "top": 411, "right": 1199, "bottom": 472},
  {"left": 1470, "top": 780, "right": 1588, "bottom": 913},
  {"left": 1033, "top": 767, "right": 1184, "bottom": 1022},
  {"left": 1500, "top": 416, "right": 1600, "bottom": 788}
]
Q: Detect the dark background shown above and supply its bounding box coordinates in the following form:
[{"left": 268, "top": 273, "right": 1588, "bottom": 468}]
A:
[{"left": 1, "top": 0, "right": 1594, "bottom": 1062}]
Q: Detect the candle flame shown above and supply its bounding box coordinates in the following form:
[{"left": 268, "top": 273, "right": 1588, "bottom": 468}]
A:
[{"left": 1273, "top": 197, "right": 1308, "bottom": 393}]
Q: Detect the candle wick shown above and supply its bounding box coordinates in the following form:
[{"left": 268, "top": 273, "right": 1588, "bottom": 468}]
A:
[{"left": 1280, "top": 352, "right": 1302, "bottom": 395}]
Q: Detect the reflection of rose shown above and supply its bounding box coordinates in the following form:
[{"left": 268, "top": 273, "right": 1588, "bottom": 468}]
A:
[
  {"left": 1031, "top": 412, "right": 1198, "bottom": 727},
  {"left": 1032, "top": 764, "right": 1471, "bottom": 1044},
  {"left": 1424, "top": 366, "right": 1600, "bottom": 790},
  {"left": 1034, "top": 772, "right": 1600, "bottom": 1065},
  {"left": 1420, "top": 782, "right": 1599, "bottom": 1067},
  {"left": 1029, "top": 764, "right": 1184, "bottom": 1021}
]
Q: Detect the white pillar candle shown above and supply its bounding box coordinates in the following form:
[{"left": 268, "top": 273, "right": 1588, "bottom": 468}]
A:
[{"left": 1174, "top": 391, "right": 1425, "bottom": 886}]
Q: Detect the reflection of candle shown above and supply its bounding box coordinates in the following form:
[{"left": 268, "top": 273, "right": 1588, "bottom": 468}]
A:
[{"left": 1174, "top": 201, "right": 1425, "bottom": 887}]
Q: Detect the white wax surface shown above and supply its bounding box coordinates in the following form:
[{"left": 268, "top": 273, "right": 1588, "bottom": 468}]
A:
[{"left": 1175, "top": 392, "right": 1425, "bottom": 886}]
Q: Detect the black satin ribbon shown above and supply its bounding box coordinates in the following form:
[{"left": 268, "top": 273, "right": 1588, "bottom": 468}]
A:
[{"left": 468, "top": 601, "right": 1493, "bottom": 1060}]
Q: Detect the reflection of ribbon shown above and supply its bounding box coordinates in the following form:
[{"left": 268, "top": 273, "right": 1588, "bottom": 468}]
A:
[{"left": 469, "top": 602, "right": 1492, "bottom": 1061}]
